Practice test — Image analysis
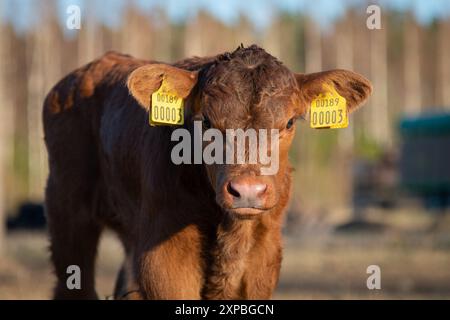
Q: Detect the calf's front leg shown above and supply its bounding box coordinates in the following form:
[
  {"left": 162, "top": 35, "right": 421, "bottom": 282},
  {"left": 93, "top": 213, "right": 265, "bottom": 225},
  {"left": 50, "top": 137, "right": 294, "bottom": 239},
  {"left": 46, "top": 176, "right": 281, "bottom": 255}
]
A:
[{"left": 135, "top": 223, "right": 205, "bottom": 299}]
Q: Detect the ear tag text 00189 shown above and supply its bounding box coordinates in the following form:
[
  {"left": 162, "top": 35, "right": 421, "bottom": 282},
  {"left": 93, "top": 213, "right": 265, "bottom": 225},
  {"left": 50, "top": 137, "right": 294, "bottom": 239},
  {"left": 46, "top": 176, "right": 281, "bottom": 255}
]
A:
[
  {"left": 310, "top": 83, "right": 348, "bottom": 129},
  {"left": 150, "top": 79, "right": 184, "bottom": 126}
]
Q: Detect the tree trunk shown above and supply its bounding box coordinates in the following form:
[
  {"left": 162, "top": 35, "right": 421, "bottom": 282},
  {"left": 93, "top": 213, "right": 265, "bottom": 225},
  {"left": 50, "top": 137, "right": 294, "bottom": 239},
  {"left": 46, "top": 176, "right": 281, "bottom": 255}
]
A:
[
  {"left": 437, "top": 19, "right": 450, "bottom": 108},
  {"left": 0, "top": 22, "right": 15, "bottom": 255},
  {"left": 369, "top": 18, "right": 390, "bottom": 146},
  {"left": 304, "top": 17, "right": 322, "bottom": 73},
  {"left": 335, "top": 12, "right": 355, "bottom": 150},
  {"left": 403, "top": 14, "right": 422, "bottom": 114},
  {"left": 26, "top": 5, "right": 60, "bottom": 201}
]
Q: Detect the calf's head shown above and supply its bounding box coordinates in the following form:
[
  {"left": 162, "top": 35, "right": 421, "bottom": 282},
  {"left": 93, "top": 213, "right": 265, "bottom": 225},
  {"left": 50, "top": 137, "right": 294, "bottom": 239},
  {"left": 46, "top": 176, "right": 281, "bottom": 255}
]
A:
[{"left": 128, "top": 45, "right": 372, "bottom": 218}]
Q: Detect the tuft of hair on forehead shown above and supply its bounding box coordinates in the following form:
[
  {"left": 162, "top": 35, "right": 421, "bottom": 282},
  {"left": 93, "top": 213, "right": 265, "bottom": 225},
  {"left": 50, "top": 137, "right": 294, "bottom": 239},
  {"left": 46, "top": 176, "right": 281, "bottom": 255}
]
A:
[
  {"left": 215, "top": 44, "right": 283, "bottom": 69},
  {"left": 200, "top": 44, "right": 296, "bottom": 95}
]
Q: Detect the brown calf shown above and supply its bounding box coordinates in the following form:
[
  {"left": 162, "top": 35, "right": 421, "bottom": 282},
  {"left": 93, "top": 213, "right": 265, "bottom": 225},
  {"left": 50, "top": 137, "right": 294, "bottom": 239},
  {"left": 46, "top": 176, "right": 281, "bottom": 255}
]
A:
[{"left": 43, "top": 45, "right": 372, "bottom": 299}]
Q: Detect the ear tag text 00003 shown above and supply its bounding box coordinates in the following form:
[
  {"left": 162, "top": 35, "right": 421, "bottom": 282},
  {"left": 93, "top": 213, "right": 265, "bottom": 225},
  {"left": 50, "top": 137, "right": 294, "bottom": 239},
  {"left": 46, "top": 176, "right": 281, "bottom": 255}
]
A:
[
  {"left": 150, "top": 79, "right": 184, "bottom": 126},
  {"left": 310, "top": 84, "right": 348, "bottom": 129}
]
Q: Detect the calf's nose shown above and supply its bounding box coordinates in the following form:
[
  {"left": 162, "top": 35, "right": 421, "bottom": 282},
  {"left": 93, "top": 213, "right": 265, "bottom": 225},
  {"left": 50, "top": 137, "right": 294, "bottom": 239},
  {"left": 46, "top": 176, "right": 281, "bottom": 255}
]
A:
[{"left": 226, "top": 177, "right": 267, "bottom": 208}]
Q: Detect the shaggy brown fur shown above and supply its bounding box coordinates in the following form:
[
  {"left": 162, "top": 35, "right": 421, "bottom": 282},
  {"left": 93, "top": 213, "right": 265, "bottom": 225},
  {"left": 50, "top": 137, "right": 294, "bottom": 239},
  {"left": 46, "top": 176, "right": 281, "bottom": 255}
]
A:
[{"left": 43, "top": 45, "right": 372, "bottom": 300}]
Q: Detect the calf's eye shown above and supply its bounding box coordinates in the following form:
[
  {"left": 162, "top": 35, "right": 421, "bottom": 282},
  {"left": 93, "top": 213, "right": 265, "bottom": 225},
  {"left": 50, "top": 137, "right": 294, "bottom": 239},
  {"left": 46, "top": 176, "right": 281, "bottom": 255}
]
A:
[
  {"left": 203, "top": 116, "right": 211, "bottom": 129},
  {"left": 286, "top": 117, "right": 295, "bottom": 130}
]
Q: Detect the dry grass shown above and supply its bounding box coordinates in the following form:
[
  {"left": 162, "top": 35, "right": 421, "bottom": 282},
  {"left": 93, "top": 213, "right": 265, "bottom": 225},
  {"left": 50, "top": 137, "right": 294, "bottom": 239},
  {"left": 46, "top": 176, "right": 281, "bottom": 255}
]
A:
[
  {"left": 1, "top": 211, "right": 450, "bottom": 299},
  {"left": 0, "top": 231, "right": 124, "bottom": 299},
  {"left": 275, "top": 233, "right": 450, "bottom": 299}
]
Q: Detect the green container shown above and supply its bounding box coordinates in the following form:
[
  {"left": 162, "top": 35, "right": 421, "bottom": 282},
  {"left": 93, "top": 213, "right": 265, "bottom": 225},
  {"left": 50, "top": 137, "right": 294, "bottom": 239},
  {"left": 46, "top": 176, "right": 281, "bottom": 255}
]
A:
[{"left": 399, "top": 112, "right": 450, "bottom": 194}]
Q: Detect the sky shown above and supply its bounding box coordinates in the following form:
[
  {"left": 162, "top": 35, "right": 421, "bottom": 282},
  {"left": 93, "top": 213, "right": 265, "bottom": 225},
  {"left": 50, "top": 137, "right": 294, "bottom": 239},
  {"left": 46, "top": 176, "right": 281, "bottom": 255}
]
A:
[{"left": 1, "top": 0, "right": 450, "bottom": 33}]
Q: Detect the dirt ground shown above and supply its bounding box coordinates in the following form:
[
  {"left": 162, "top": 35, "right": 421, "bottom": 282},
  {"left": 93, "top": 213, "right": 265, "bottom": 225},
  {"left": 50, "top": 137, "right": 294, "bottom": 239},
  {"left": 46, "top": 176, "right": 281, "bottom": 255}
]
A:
[{"left": 1, "top": 211, "right": 450, "bottom": 299}]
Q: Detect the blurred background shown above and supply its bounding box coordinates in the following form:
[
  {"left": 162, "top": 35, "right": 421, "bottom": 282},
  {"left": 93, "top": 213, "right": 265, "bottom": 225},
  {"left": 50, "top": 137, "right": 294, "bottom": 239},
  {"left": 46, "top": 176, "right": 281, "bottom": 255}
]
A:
[{"left": 1, "top": 0, "right": 450, "bottom": 299}]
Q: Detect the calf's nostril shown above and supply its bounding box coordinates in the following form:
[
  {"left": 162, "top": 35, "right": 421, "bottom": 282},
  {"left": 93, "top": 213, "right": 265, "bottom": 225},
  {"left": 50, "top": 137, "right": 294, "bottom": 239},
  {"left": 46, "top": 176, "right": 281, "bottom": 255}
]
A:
[
  {"left": 227, "top": 182, "right": 241, "bottom": 198},
  {"left": 255, "top": 184, "right": 268, "bottom": 196}
]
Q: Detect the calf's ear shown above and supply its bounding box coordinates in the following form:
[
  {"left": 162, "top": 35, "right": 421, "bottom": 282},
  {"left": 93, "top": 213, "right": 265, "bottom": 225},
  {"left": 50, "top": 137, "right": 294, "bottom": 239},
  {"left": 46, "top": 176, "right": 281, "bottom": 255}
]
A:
[
  {"left": 127, "top": 64, "right": 198, "bottom": 110},
  {"left": 295, "top": 69, "right": 372, "bottom": 113}
]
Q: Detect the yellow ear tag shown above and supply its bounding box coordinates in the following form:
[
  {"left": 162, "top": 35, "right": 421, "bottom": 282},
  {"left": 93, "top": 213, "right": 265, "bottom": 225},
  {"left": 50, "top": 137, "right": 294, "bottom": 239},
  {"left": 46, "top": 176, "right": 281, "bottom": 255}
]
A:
[
  {"left": 150, "top": 79, "right": 184, "bottom": 126},
  {"left": 310, "top": 83, "right": 348, "bottom": 129}
]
